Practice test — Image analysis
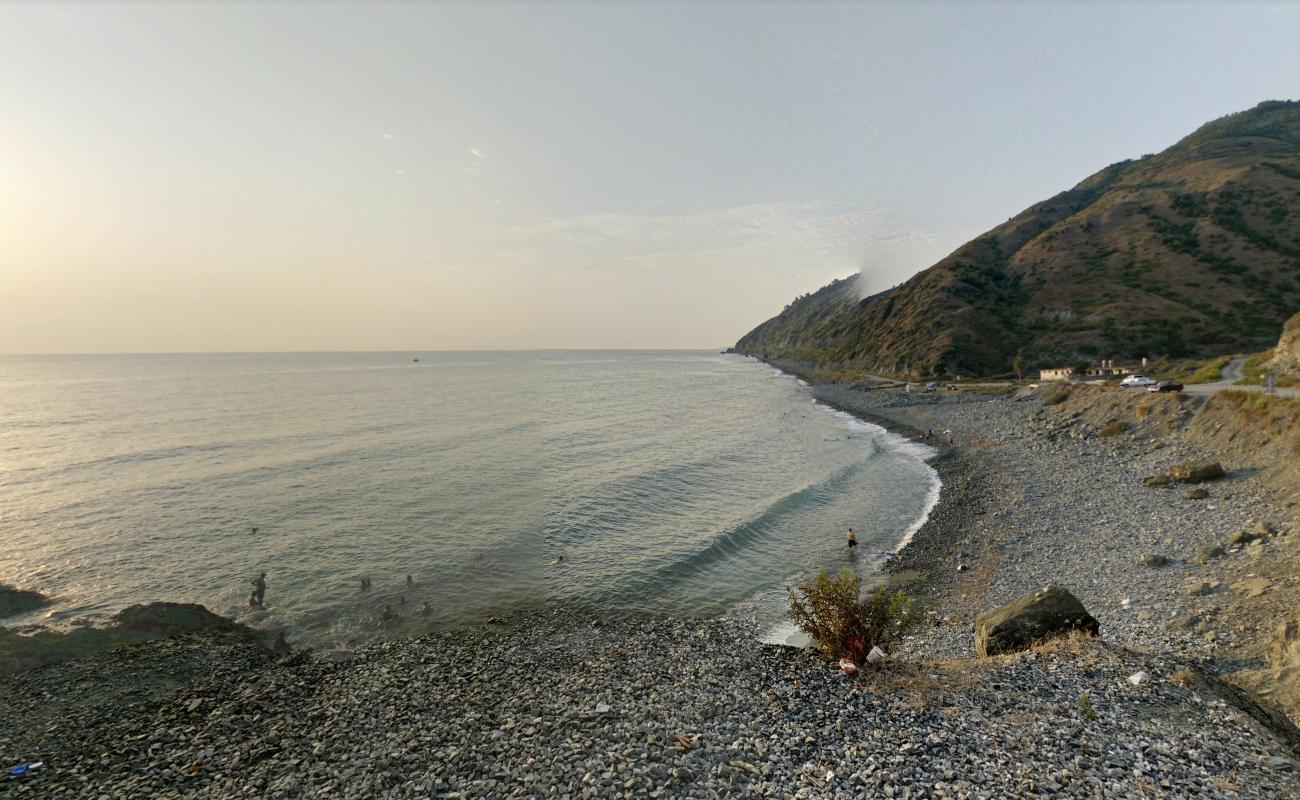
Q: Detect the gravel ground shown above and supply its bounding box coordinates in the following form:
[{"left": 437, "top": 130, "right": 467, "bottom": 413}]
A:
[
  {"left": 812, "top": 385, "right": 1296, "bottom": 667},
  {"left": 4, "top": 613, "right": 1300, "bottom": 799},
  {"left": 4, "top": 383, "right": 1300, "bottom": 798}
]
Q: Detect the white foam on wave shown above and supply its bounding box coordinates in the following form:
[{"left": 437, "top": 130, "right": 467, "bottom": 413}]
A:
[
  {"left": 892, "top": 466, "right": 942, "bottom": 553},
  {"left": 748, "top": 360, "right": 946, "bottom": 646},
  {"left": 812, "top": 399, "right": 943, "bottom": 556},
  {"left": 758, "top": 619, "right": 811, "bottom": 648}
]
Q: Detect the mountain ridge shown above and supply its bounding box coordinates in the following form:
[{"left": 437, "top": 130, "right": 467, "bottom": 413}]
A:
[{"left": 735, "top": 100, "right": 1300, "bottom": 378}]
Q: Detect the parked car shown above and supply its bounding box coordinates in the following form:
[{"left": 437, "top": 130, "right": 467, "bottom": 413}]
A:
[
  {"left": 1149, "top": 381, "right": 1184, "bottom": 393},
  {"left": 1121, "top": 374, "right": 1156, "bottom": 388},
  {"left": 923, "top": 383, "right": 938, "bottom": 393}
]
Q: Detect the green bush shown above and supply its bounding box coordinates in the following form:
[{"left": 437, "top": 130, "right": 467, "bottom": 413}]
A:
[
  {"left": 787, "top": 569, "right": 919, "bottom": 661},
  {"left": 1187, "top": 356, "right": 1231, "bottom": 384}
]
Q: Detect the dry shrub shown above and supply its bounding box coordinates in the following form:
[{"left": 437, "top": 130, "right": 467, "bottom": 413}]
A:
[
  {"left": 1042, "top": 385, "right": 1071, "bottom": 405},
  {"left": 788, "top": 568, "right": 919, "bottom": 661},
  {"left": 1099, "top": 420, "right": 1129, "bottom": 437}
]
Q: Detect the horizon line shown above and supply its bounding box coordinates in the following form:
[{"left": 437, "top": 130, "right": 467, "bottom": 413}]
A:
[{"left": 0, "top": 347, "right": 735, "bottom": 358}]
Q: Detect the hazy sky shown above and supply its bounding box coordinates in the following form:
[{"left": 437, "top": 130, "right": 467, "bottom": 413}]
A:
[{"left": 2, "top": 1, "right": 1297, "bottom": 353}]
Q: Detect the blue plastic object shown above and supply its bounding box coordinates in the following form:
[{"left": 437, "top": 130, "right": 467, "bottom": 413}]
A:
[{"left": 8, "top": 764, "right": 28, "bottom": 777}]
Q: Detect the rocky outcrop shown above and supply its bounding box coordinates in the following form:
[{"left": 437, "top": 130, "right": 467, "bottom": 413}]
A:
[
  {"left": 0, "top": 602, "right": 267, "bottom": 675},
  {"left": 975, "top": 586, "right": 1100, "bottom": 657},
  {"left": 1168, "top": 462, "right": 1226, "bottom": 483},
  {"left": 0, "top": 585, "right": 49, "bottom": 618},
  {"left": 1270, "top": 311, "right": 1300, "bottom": 376}
]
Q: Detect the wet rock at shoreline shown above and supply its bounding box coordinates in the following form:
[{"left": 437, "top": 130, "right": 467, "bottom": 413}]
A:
[
  {"left": 0, "top": 584, "right": 49, "bottom": 618},
  {"left": 975, "top": 585, "right": 1100, "bottom": 657},
  {"left": 1, "top": 602, "right": 267, "bottom": 675}
]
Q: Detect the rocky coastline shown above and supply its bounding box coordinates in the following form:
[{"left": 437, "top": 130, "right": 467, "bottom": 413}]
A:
[{"left": 4, "top": 377, "right": 1300, "bottom": 797}]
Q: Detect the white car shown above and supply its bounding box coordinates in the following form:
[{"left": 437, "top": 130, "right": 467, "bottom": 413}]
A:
[{"left": 1121, "top": 374, "right": 1156, "bottom": 388}]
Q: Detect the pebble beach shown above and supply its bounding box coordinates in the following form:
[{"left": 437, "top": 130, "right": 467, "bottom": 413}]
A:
[{"left": 4, "top": 381, "right": 1300, "bottom": 798}]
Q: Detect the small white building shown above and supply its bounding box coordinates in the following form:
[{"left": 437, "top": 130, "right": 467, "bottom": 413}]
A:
[{"left": 1039, "top": 367, "right": 1076, "bottom": 382}]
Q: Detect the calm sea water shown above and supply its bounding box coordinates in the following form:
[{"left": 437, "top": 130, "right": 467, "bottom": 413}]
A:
[{"left": 0, "top": 351, "right": 937, "bottom": 646}]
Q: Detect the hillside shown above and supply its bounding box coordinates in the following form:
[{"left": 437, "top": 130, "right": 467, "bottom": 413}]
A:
[
  {"left": 1271, "top": 310, "right": 1300, "bottom": 377},
  {"left": 736, "top": 100, "right": 1300, "bottom": 378}
]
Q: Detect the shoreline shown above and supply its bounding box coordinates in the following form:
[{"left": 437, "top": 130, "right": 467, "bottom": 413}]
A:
[
  {"left": 759, "top": 356, "right": 982, "bottom": 602},
  {"left": 6, "top": 364, "right": 1300, "bottom": 796}
]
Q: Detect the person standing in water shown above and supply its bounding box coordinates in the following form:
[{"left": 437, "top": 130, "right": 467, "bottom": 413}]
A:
[
  {"left": 847, "top": 528, "right": 858, "bottom": 548},
  {"left": 250, "top": 572, "right": 267, "bottom": 606}
]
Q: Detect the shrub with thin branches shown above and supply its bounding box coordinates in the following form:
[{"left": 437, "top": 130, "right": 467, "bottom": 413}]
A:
[{"left": 787, "top": 568, "right": 919, "bottom": 662}]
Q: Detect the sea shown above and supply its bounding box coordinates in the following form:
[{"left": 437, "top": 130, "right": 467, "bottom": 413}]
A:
[{"left": 0, "top": 351, "right": 939, "bottom": 647}]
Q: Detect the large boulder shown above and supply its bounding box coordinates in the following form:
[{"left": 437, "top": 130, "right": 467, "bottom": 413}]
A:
[
  {"left": 975, "top": 585, "right": 1100, "bottom": 657},
  {"left": 1, "top": 602, "right": 267, "bottom": 675},
  {"left": 0, "top": 585, "right": 49, "bottom": 618},
  {"left": 112, "top": 602, "right": 256, "bottom": 638},
  {"left": 1169, "top": 462, "right": 1226, "bottom": 483}
]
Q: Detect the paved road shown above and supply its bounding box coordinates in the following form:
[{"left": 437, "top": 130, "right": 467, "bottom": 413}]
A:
[{"left": 1181, "top": 357, "right": 1300, "bottom": 399}]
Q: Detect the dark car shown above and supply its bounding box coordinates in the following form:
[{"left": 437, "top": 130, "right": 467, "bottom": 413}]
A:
[{"left": 1149, "top": 381, "right": 1184, "bottom": 393}]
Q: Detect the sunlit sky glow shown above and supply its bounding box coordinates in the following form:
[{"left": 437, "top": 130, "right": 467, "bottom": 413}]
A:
[{"left": 2, "top": 1, "right": 1297, "bottom": 353}]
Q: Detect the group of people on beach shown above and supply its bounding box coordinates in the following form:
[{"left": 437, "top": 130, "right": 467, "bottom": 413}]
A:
[{"left": 923, "top": 427, "right": 954, "bottom": 444}]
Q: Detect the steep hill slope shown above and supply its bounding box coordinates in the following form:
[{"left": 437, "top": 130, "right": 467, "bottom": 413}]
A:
[
  {"left": 1271, "top": 310, "right": 1300, "bottom": 377},
  {"left": 736, "top": 100, "right": 1300, "bottom": 378}
]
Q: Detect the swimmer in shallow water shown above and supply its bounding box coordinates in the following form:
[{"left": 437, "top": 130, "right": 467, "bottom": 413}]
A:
[{"left": 847, "top": 528, "right": 858, "bottom": 548}]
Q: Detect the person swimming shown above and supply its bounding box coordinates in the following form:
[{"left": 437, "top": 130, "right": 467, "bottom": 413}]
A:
[
  {"left": 847, "top": 528, "right": 858, "bottom": 548},
  {"left": 421, "top": 602, "right": 431, "bottom": 617},
  {"left": 382, "top": 604, "right": 399, "bottom": 623}
]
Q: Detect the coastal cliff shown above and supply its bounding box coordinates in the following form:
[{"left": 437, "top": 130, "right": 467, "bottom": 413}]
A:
[
  {"left": 1271, "top": 310, "right": 1300, "bottom": 377},
  {"left": 736, "top": 100, "right": 1300, "bottom": 378}
]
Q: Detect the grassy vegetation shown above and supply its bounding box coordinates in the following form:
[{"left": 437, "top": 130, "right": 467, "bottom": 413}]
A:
[
  {"left": 1213, "top": 389, "right": 1300, "bottom": 418},
  {"left": 1078, "top": 690, "right": 1098, "bottom": 721},
  {"left": 954, "top": 384, "right": 1017, "bottom": 396},
  {"left": 1236, "top": 349, "right": 1300, "bottom": 387},
  {"left": 1188, "top": 356, "right": 1232, "bottom": 383}
]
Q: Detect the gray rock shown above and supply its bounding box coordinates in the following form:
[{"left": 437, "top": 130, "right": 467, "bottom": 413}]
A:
[
  {"left": 1168, "top": 462, "right": 1226, "bottom": 483},
  {"left": 1142, "top": 475, "right": 1172, "bottom": 489},
  {"left": 1225, "top": 530, "right": 1262, "bottom": 548},
  {"left": 974, "top": 585, "right": 1100, "bottom": 657},
  {"left": 1194, "top": 546, "right": 1226, "bottom": 565},
  {"left": 0, "top": 585, "right": 49, "bottom": 618}
]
